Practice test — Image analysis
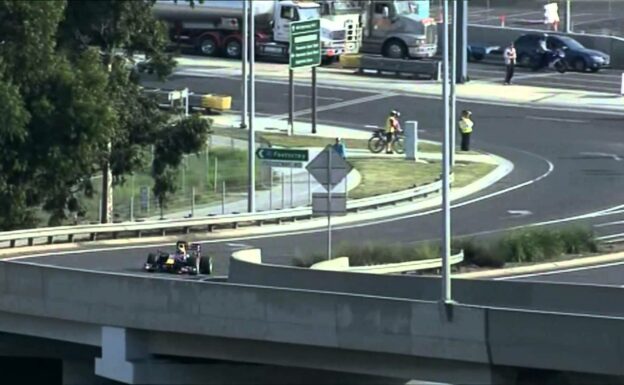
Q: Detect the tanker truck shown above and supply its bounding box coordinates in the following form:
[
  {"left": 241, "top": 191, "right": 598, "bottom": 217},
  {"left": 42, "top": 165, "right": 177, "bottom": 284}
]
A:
[
  {"left": 152, "top": 0, "right": 346, "bottom": 62},
  {"left": 316, "top": 0, "right": 437, "bottom": 59}
]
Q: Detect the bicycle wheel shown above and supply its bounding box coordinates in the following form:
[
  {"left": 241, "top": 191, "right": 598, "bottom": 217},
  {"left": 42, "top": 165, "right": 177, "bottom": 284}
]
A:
[
  {"left": 392, "top": 137, "right": 405, "bottom": 154},
  {"left": 368, "top": 136, "right": 385, "bottom": 153}
]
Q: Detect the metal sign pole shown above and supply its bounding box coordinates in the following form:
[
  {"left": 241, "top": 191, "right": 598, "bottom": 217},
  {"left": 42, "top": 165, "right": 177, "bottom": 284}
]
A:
[
  {"left": 289, "top": 69, "right": 295, "bottom": 135},
  {"left": 241, "top": 0, "right": 248, "bottom": 129},
  {"left": 565, "top": 0, "right": 571, "bottom": 33},
  {"left": 247, "top": 0, "right": 256, "bottom": 212},
  {"left": 312, "top": 66, "right": 317, "bottom": 134},
  {"left": 327, "top": 148, "right": 332, "bottom": 260},
  {"left": 442, "top": 0, "right": 452, "bottom": 304},
  {"left": 290, "top": 168, "right": 294, "bottom": 207}
]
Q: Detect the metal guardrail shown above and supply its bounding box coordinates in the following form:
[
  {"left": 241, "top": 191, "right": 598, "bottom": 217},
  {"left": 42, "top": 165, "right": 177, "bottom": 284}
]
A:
[
  {"left": 0, "top": 178, "right": 445, "bottom": 248},
  {"left": 310, "top": 250, "right": 464, "bottom": 274}
]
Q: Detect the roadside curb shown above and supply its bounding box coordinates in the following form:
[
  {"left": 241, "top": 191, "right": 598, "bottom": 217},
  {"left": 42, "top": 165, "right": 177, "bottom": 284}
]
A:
[{"left": 456, "top": 251, "right": 624, "bottom": 279}]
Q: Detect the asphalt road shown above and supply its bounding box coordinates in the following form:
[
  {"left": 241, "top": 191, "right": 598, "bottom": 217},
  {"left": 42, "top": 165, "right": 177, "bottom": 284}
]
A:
[
  {"left": 432, "top": 0, "right": 624, "bottom": 36},
  {"left": 15, "top": 69, "right": 624, "bottom": 287},
  {"left": 468, "top": 57, "right": 622, "bottom": 93}
]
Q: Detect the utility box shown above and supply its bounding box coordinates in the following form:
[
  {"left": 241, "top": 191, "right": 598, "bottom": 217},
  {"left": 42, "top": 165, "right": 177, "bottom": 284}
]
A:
[
  {"left": 201, "top": 94, "right": 232, "bottom": 111},
  {"left": 405, "top": 121, "right": 419, "bottom": 161},
  {"left": 339, "top": 54, "right": 362, "bottom": 69}
]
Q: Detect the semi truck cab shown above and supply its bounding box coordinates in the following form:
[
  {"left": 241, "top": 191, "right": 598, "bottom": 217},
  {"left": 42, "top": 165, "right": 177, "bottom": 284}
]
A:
[
  {"left": 364, "top": 1, "right": 437, "bottom": 59},
  {"left": 316, "top": 0, "right": 363, "bottom": 54},
  {"left": 267, "top": 1, "right": 346, "bottom": 60}
]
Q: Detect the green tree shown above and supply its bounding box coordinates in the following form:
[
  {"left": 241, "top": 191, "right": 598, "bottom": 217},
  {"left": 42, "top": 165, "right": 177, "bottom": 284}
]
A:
[{"left": 0, "top": 0, "right": 210, "bottom": 229}]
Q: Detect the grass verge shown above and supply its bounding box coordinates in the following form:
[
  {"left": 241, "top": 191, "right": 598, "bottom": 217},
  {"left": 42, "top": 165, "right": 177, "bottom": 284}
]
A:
[
  {"left": 211, "top": 127, "right": 441, "bottom": 153},
  {"left": 348, "top": 158, "right": 496, "bottom": 200},
  {"left": 294, "top": 226, "right": 600, "bottom": 269}
]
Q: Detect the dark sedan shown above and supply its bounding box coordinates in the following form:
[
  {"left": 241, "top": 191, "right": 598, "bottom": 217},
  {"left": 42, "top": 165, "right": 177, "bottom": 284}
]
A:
[{"left": 514, "top": 34, "right": 610, "bottom": 72}]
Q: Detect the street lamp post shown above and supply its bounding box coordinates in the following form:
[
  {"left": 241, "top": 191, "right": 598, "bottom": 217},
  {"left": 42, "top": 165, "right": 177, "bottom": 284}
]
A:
[
  {"left": 241, "top": 0, "right": 249, "bottom": 129},
  {"left": 441, "top": 0, "right": 452, "bottom": 304},
  {"left": 451, "top": 0, "right": 457, "bottom": 166},
  {"left": 247, "top": 0, "right": 256, "bottom": 213}
]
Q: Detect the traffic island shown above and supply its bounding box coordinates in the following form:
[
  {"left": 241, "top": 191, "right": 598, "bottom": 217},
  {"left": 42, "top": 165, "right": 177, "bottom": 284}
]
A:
[{"left": 293, "top": 225, "right": 603, "bottom": 274}]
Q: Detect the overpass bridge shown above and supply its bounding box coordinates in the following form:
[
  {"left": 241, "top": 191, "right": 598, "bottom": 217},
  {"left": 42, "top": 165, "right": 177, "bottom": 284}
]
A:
[{"left": 0, "top": 250, "right": 623, "bottom": 385}]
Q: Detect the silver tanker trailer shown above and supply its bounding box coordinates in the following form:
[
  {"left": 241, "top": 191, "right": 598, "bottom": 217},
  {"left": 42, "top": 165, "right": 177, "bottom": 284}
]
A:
[{"left": 153, "top": 0, "right": 346, "bottom": 62}]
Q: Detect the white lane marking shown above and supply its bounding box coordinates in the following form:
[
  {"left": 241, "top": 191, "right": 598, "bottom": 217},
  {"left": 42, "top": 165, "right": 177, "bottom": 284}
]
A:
[
  {"left": 267, "top": 92, "right": 397, "bottom": 120},
  {"left": 505, "top": 72, "right": 562, "bottom": 81},
  {"left": 574, "top": 15, "right": 623, "bottom": 27},
  {"left": 504, "top": 202, "right": 624, "bottom": 231},
  {"left": 594, "top": 220, "right": 624, "bottom": 228},
  {"left": 281, "top": 93, "right": 343, "bottom": 102},
  {"left": 527, "top": 116, "right": 588, "bottom": 124},
  {"left": 226, "top": 242, "right": 253, "bottom": 249},
  {"left": 596, "top": 233, "right": 624, "bottom": 241},
  {"left": 507, "top": 210, "right": 532, "bottom": 217},
  {"left": 579, "top": 152, "right": 622, "bottom": 161},
  {"left": 496, "top": 261, "right": 624, "bottom": 281}
]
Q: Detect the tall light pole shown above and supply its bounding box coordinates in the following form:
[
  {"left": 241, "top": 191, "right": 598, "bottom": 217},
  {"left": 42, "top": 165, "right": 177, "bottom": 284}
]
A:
[
  {"left": 241, "top": 0, "right": 249, "bottom": 129},
  {"left": 247, "top": 0, "right": 256, "bottom": 213},
  {"left": 441, "top": 0, "right": 452, "bottom": 304},
  {"left": 450, "top": 0, "right": 457, "bottom": 167}
]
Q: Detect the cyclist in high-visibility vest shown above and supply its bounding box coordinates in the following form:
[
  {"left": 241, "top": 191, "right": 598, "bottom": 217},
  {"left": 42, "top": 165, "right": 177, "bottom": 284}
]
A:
[
  {"left": 458, "top": 110, "right": 474, "bottom": 151},
  {"left": 385, "top": 110, "right": 401, "bottom": 154}
]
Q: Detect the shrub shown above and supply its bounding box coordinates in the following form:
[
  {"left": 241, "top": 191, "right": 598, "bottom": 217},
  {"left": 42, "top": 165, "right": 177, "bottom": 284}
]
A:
[
  {"left": 453, "top": 238, "right": 505, "bottom": 268},
  {"left": 292, "top": 254, "right": 326, "bottom": 268},
  {"left": 336, "top": 242, "right": 439, "bottom": 267},
  {"left": 298, "top": 226, "right": 599, "bottom": 269},
  {"left": 558, "top": 226, "right": 598, "bottom": 254}
]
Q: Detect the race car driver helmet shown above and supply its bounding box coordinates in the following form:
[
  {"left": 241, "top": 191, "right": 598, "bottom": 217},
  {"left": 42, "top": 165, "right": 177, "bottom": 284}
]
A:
[{"left": 176, "top": 242, "right": 186, "bottom": 254}]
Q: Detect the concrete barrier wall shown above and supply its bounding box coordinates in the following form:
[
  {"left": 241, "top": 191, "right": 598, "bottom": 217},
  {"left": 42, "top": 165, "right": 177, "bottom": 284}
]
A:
[
  {"left": 437, "top": 24, "right": 624, "bottom": 69},
  {"left": 1, "top": 261, "right": 624, "bottom": 376},
  {"left": 228, "top": 255, "right": 624, "bottom": 318},
  {"left": 0, "top": 262, "right": 488, "bottom": 364}
]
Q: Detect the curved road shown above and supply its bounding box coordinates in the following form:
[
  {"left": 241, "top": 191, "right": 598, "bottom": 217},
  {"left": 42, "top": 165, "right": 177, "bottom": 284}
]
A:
[{"left": 12, "top": 73, "right": 624, "bottom": 285}]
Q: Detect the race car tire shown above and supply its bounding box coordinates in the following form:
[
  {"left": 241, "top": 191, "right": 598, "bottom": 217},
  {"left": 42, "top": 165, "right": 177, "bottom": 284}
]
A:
[
  {"left": 199, "top": 256, "right": 213, "bottom": 275},
  {"left": 146, "top": 253, "right": 156, "bottom": 265},
  {"left": 187, "top": 255, "right": 199, "bottom": 275}
]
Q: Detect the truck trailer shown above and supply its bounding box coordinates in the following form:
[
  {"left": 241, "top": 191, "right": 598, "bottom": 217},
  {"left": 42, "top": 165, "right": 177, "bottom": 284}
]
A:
[
  {"left": 316, "top": 0, "right": 437, "bottom": 59},
  {"left": 152, "top": 0, "right": 346, "bottom": 62}
]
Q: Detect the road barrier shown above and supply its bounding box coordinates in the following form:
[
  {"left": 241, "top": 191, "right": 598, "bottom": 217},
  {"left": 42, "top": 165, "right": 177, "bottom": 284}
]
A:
[
  {"left": 0, "top": 178, "right": 447, "bottom": 249},
  {"left": 340, "top": 54, "right": 441, "bottom": 81},
  {"left": 309, "top": 250, "right": 464, "bottom": 274}
]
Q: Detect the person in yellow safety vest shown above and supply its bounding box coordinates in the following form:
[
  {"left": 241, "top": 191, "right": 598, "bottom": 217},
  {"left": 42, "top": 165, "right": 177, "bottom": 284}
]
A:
[
  {"left": 385, "top": 110, "right": 401, "bottom": 154},
  {"left": 458, "top": 110, "right": 474, "bottom": 151}
]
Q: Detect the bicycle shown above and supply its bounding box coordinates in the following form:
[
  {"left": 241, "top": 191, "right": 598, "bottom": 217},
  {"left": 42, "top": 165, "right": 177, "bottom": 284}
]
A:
[{"left": 367, "top": 129, "right": 405, "bottom": 154}]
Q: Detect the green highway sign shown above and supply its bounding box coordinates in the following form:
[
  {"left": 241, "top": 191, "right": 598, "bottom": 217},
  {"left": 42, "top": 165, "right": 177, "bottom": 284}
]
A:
[
  {"left": 256, "top": 148, "right": 309, "bottom": 162},
  {"left": 289, "top": 19, "right": 321, "bottom": 69}
]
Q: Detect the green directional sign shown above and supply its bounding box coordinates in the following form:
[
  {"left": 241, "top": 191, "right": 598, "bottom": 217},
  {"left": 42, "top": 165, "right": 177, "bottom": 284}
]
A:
[
  {"left": 289, "top": 19, "right": 321, "bottom": 69},
  {"left": 256, "top": 148, "right": 309, "bottom": 162}
]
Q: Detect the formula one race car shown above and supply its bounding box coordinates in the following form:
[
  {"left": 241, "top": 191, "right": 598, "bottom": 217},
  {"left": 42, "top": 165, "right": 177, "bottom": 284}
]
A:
[{"left": 144, "top": 241, "right": 212, "bottom": 275}]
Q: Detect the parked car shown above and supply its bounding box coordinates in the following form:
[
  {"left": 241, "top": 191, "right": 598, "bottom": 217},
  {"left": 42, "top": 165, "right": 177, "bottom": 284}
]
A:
[
  {"left": 514, "top": 34, "right": 610, "bottom": 72},
  {"left": 467, "top": 44, "right": 500, "bottom": 62}
]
